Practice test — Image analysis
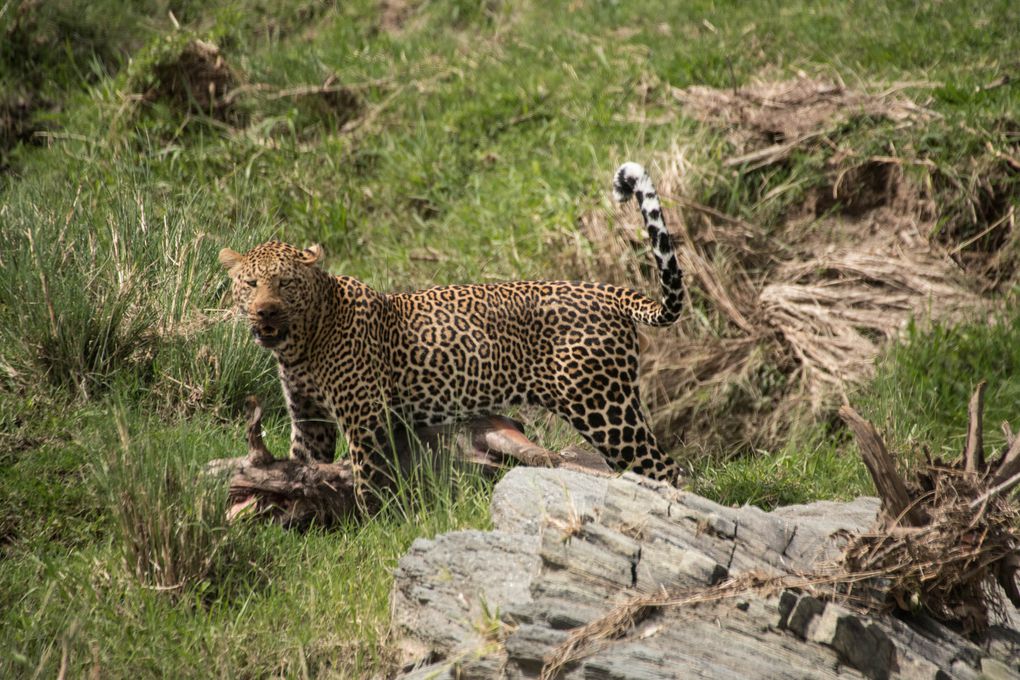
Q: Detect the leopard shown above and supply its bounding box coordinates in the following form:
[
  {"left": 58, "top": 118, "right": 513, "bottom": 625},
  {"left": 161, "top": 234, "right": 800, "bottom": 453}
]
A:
[{"left": 218, "top": 162, "right": 686, "bottom": 496}]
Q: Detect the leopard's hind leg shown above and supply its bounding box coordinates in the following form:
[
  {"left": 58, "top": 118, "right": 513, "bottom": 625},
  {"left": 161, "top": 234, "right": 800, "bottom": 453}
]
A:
[{"left": 540, "top": 338, "right": 683, "bottom": 484}]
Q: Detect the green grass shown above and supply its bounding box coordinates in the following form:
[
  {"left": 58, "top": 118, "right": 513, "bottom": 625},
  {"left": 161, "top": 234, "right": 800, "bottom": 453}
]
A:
[
  {"left": 859, "top": 308, "right": 1020, "bottom": 458},
  {"left": 2, "top": 0, "right": 1020, "bottom": 676},
  {"left": 1, "top": 407, "right": 493, "bottom": 678}
]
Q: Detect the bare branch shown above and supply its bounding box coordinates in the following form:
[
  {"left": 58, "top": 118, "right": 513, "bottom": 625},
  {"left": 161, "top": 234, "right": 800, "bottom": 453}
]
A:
[
  {"left": 993, "top": 435, "right": 1020, "bottom": 486},
  {"left": 838, "top": 404, "right": 927, "bottom": 527},
  {"left": 244, "top": 395, "right": 274, "bottom": 466},
  {"left": 964, "top": 381, "right": 987, "bottom": 474},
  {"left": 970, "top": 468, "right": 1020, "bottom": 511}
]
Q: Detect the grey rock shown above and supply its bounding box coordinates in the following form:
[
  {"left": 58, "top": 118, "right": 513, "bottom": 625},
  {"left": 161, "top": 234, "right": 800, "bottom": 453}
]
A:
[
  {"left": 391, "top": 529, "right": 540, "bottom": 661},
  {"left": 779, "top": 591, "right": 826, "bottom": 637},
  {"left": 491, "top": 467, "right": 608, "bottom": 535},
  {"left": 391, "top": 468, "right": 1020, "bottom": 679},
  {"left": 980, "top": 657, "right": 1020, "bottom": 680},
  {"left": 805, "top": 604, "right": 896, "bottom": 680}
]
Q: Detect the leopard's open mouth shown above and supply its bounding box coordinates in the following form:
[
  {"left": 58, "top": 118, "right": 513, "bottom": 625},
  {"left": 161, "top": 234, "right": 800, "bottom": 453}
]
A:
[{"left": 251, "top": 322, "right": 288, "bottom": 348}]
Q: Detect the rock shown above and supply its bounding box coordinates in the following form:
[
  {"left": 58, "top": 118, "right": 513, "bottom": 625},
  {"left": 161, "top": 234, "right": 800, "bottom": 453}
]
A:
[
  {"left": 804, "top": 604, "right": 896, "bottom": 680},
  {"left": 390, "top": 529, "right": 540, "bottom": 662},
  {"left": 391, "top": 468, "right": 1020, "bottom": 678}
]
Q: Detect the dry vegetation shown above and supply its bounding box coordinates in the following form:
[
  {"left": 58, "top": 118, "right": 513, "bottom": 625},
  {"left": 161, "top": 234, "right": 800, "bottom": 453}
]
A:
[
  {"left": 837, "top": 387, "right": 1020, "bottom": 633},
  {"left": 569, "top": 77, "right": 1009, "bottom": 458}
]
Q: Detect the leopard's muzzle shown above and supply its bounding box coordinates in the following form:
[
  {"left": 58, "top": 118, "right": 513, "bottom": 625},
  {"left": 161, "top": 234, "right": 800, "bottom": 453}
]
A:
[{"left": 249, "top": 307, "right": 289, "bottom": 349}]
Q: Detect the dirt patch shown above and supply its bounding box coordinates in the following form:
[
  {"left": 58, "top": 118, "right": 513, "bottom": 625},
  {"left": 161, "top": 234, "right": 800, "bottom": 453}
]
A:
[
  {"left": 378, "top": 0, "right": 420, "bottom": 33},
  {"left": 147, "top": 40, "right": 240, "bottom": 123},
  {"left": 285, "top": 75, "right": 364, "bottom": 133},
  {"left": 566, "top": 79, "right": 1001, "bottom": 458}
]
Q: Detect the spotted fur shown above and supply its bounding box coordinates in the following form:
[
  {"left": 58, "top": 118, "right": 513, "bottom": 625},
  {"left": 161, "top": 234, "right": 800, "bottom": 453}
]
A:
[{"left": 219, "top": 163, "right": 685, "bottom": 495}]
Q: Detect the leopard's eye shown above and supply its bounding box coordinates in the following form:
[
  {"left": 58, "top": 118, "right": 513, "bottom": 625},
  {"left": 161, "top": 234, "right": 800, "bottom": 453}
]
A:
[
  {"left": 279, "top": 278, "right": 292, "bottom": 289},
  {"left": 245, "top": 279, "right": 257, "bottom": 288}
]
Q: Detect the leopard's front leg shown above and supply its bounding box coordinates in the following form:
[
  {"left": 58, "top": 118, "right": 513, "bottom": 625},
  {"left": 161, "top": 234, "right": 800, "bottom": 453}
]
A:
[
  {"left": 343, "top": 413, "right": 403, "bottom": 507},
  {"left": 286, "top": 394, "right": 339, "bottom": 464}
]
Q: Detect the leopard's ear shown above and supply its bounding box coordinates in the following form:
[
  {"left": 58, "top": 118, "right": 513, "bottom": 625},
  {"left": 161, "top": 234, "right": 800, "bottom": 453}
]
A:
[
  {"left": 300, "top": 244, "right": 324, "bottom": 265},
  {"left": 218, "top": 248, "right": 244, "bottom": 271}
]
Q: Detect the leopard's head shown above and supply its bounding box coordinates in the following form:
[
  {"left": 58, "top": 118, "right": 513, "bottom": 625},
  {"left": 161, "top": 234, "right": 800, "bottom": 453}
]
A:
[{"left": 218, "top": 240, "right": 325, "bottom": 351}]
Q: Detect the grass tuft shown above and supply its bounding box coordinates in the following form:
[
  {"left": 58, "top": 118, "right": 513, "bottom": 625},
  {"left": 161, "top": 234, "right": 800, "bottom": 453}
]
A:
[{"left": 94, "top": 412, "right": 233, "bottom": 596}]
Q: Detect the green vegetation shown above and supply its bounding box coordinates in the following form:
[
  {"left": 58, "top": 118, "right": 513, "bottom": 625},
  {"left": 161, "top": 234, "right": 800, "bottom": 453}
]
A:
[{"left": 2, "top": 0, "right": 1018, "bottom": 676}]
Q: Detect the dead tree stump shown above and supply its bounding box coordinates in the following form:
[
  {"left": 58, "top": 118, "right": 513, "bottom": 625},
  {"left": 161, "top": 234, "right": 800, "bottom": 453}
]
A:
[{"left": 838, "top": 385, "right": 1020, "bottom": 631}]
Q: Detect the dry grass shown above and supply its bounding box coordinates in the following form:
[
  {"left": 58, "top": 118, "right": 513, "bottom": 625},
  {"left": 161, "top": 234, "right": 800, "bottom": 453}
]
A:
[
  {"left": 762, "top": 247, "right": 982, "bottom": 406},
  {"left": 673, "top": 76, "right": 935, "bottom": 167},
  {"left": 567, "top": 79, "right": 995, "bottom": 458},
  {"left": 95, "top": 416, "right": 232, "bottom": 595},
  {"left": 538, "top": 572, "right": 829, "bottom": 680},
  {"left": 839, "top": 468, "right": 1020, "bottom": 633}
]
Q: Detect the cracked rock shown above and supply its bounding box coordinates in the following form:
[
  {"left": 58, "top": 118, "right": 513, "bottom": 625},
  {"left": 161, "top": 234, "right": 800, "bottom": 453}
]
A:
[{"left": 392, "top": 467, "right": 1020, "bottom": 678}]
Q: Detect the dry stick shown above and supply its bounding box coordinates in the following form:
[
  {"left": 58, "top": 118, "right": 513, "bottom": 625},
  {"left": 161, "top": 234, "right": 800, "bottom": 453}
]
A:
[
  {"left": 964, "top": 381, "right": 987, "bottom": 474},
  {"left": 723, "top": 131, "right": 824, "bottom": 169},
  {"left": 838, "top": 404, "right": 927, "bottom": 527},
  {"left": 244, "top": 396, "right": 274, "bottom": 466},
  {"left": 992, "top": 435, "right": 1020, "bottom": 486},
  {"left": 539, "top": 572, "right": 854, "bottom": 680},
  {"left": 969, "top": 469, "right": 1020, "bottom": 512}
]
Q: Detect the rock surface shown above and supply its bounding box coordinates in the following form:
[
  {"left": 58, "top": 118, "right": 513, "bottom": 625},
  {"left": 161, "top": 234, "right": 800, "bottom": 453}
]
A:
[{"left": 391, "top": 467, "right": 1020, "bottom": 679}]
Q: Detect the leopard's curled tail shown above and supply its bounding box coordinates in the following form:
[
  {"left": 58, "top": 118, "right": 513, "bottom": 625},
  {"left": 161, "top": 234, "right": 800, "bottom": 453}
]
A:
[
  {"left": 612, "top": 162, "right": 685, "bottom": 326},
  {"left": 613, "top": 162, "right": 685, "bottom": 327}
]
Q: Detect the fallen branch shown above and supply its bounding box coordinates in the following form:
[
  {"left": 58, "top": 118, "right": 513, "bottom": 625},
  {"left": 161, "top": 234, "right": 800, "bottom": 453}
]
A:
[{"left": 964, "top": 380, "right": 987, "bottom": 474}]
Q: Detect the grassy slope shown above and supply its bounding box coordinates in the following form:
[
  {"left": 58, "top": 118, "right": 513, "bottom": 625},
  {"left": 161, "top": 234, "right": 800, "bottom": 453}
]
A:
[{"left": 2, "top": 0, "right": 1019, "bottom": 676}]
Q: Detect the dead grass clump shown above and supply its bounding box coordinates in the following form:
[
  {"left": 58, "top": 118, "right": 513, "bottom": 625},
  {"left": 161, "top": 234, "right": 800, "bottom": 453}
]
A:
[
  {"left": 148, "top": 39, "right": 240, "bottom": 122},
  {"left": 761, "top": 247, "right": 981, "bottom": 407},
  {"left": 837, "top": 395, "right": 1020, "bottom": 633},
  {"left": 930, "top": 168, "right": 1019, "bottom": 291},
  {"left": 96, "top": 417, "right": 232, "bottom": 597},
  {"left": 571, "top": 159, "right": 979, "bottom": 455},
  {"left": 673, "top": 76, "right": 931, "bottom": 165},
  {"left": 841, "top": 472, "right": 1020, "bottom": 632}
]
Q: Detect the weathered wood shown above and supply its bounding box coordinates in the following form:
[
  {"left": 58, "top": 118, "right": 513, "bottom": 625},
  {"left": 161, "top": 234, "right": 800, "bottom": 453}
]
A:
[
  {"left": 243, "top": 395, "right": 274, "bottom": 466},
  {"left": 838, "top": 404, "right": 927, "bottom": 527},
  {"left": 208, "top": 399, "right": 614, "bottom": 526},
  {"left": 997, "top": 554, "right": 1020, "bottom": 609},
  {"left": 963, "top": 381, "right": 987, "bottom": 475},
  {"left": 992, "top": 434, "right": 1020, "bottom": 486},
  {"left": 225, "top": 457, "right": 359, "bottom": 525}
]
